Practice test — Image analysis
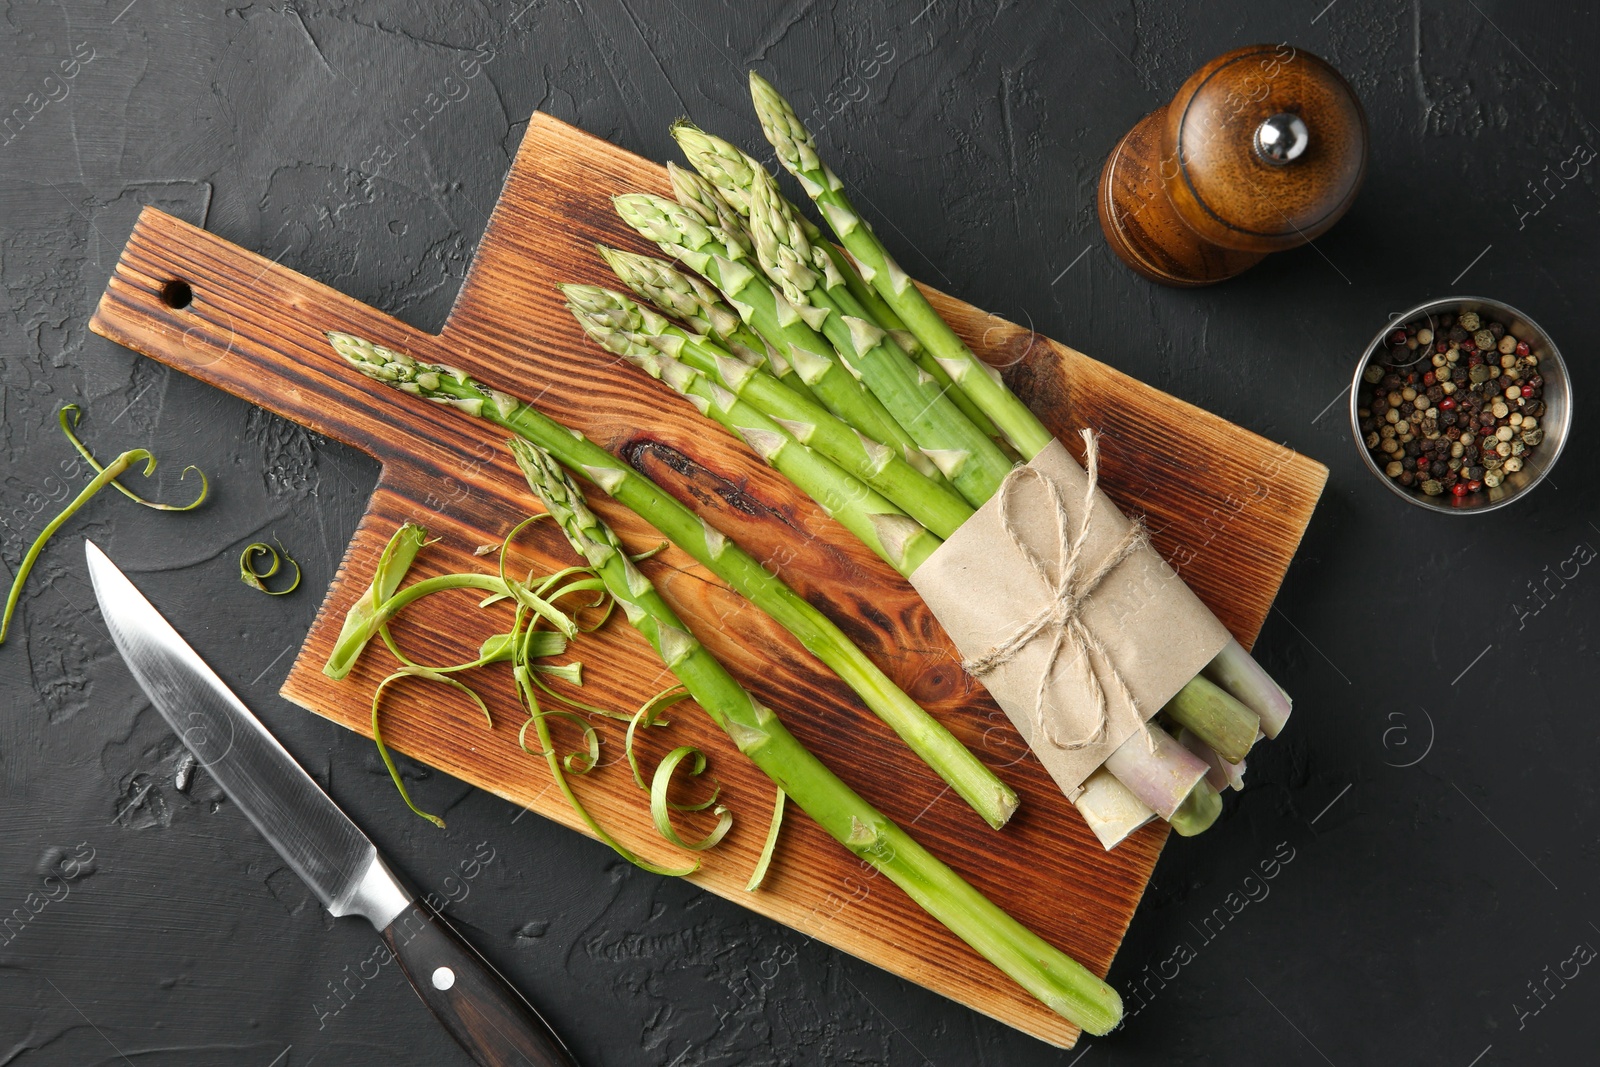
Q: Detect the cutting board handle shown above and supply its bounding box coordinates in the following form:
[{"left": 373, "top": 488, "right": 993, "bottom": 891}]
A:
[{"left": 90, "top": 206, "right": 497, "bottom": 497}]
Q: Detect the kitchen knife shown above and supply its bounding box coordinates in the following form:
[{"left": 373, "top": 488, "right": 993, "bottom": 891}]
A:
[{"left": 84, "top": 539, "right": 577, "bottom": 1067}]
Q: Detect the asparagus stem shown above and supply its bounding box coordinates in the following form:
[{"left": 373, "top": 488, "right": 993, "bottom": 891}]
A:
[
  {"left": 1101, "top": 722, "right": 1209, "bottom": 821},
  {"left": 597, "top": 242, "right": 819, "bottom": 404},
  {"left": 1202, "top": 638, "right": 1293, "bottom": 740},
  {"left": 612, "top": 193, "right": 937, "bottom": 481},
  {"left": 1161, "top": 673, "right": 1259, "bottom": 764},
  {"left": 1073, "top": 768, "right": 1156, "bottom": 850},
  {"left": 1167, "top": 778, "right": 1223, "bottom": 837},
  {"left": 328, "top": 331, "right": 1018, "bottom": 829},
  {"left": 512, "top": 438, "right": 1121, "bottom": 1035},
  {"left": 564, "top": 283, "right": 974, "bottom": 539},
  {"left": 1177, "top": 726, "right": 1246, "bottom": 793},
  {"left": 749, "top": 71, "right": 1055, "bottom": 460},
  {"left": 745, "top": 172, "right": 1014, "bottom": 507},
  {"left": 564, "top": 298, "right": 941, "bottom": 577},
  {"left": 670, "top": 122, "right": 1003, "bottom": 441}
]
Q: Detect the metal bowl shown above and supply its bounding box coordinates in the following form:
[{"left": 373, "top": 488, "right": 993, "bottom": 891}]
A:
[{"left": 1349, "top": 296, "right": 1571, "bottom": 514}]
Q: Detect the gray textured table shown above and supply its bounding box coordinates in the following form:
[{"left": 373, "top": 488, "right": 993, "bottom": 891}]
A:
[{"left": 2, "top": 2, "right": 1594, "bottom": 1064}]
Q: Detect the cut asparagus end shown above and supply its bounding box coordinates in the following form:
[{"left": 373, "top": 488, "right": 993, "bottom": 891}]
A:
[
  {"left": 1177, "top": 726, "right": 1247, "bottom": 792},
  {"left": 1162, "top": 674, "right": 1259, "bottom": 764},
  {"left": 1102, "top": 722, "right": 1209, "bottom": 821},
  {"left": 1202, "top": 638, "right": 1293, "bottom": 739},
  {"left": 1168, "top": 779, "right": 1224, "bottom": 837},
  {"left": 868, "top": 512, "right": 938, "bottom": 575},
  {"left": 1074, "top": 768, "right": 1156, "bottom": 850}
]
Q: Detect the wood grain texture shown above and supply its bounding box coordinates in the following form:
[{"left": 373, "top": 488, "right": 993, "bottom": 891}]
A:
[{"left": 88, "top": 112, "right": 1327, "bottom": 1048}]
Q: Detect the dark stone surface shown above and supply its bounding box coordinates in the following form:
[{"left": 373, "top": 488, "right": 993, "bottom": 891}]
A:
[{"left": 2, "top": 1, "right": 1596, "bottom": 1064}]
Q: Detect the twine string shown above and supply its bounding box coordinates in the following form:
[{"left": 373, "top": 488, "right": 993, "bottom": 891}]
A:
[{"left": 962, "top": 430, "right": 1149, "bottom": 752}]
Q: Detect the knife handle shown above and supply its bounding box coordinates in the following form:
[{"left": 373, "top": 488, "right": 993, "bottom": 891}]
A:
[{"left": 382, "top": 899, "right": 578, "bottom": 1067}]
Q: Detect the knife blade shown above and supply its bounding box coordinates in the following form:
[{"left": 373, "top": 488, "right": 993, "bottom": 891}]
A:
[{"left": 85, "top": 539, "right": 577, "bottom": 1067}]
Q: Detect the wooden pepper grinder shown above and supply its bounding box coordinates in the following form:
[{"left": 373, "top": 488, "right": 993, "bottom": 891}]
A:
[{"left": 1097, "top": 44, "right": 1368, "bottom": 286}]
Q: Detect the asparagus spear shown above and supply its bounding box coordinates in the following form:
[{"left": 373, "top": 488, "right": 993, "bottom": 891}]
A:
[
  {"left": 1101, "top": 722, "right": 1209, "bottom": 821},
  {"left": 745, "top": 172, "right": 1015, "bottom": 507},
  {"left": 562, "top": 283, "right": 1222, "bottom": 831},
  {"left": 510, "top": 437, "right": 1122, "bottom": 1035},
  {"left": 564, "top": 282, "right": 974, "bottom": 539},
  {"left": 749, "top": 72, "right": 1056, "bottom": 460},
  {"left": 595, "top": 242, "right": 810, "bottom": 396},
  {"left": 571, "top": 304, "right": 942, "bottom": 577},
  {"left": 327, "top": 331, "right": 1019, "bottom": 830},
  {"left": 670, "top": 121, "right": 1003, "bottom": 441},
  {"left": 665, "top": 123, "right": 998, "bottom": 441},
  {"left": 612, "top": 193, "right": 932, "bottom": 478},
  {"left": 746, "top": 75, "right": 1301, "bottom": 826},
  {"left": 1203, "top": 638, "right": 1293, "bottom": 739},
  {"left": 1161, "top": 673, "right": 1259, "bottom": 764}
]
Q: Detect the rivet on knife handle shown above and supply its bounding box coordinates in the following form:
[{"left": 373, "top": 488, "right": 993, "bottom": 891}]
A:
[{"left": 383, "top": 898, "right": 578, "bottom": 1067}]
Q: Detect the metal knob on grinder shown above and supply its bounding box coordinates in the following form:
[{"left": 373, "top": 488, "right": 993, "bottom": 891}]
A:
[{"left": 1097, "top": 44, "right": 1368, "bottom": 286}]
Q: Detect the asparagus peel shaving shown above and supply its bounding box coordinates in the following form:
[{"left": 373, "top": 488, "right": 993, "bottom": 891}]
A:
[
  {"left": 327, "top": 330, "right": 1019, "bottom": 830},
  {"left": 3, "top": 406, "right": 210, "bottom": 647},
  {"left": 58, "top": 404, "right": 209, "bottom": 511},
  {"left": 239, "top": 541, "right": 301, "bottom": 595},
  {"left": 2, "top": 448, "right": 154, "bottom": 645},
  {"left": 512, "top": 437, "right": 1122, "bottom": 1035}
]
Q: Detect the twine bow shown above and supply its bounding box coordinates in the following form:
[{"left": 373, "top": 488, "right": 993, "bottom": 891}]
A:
[{"left": 962, "top": 430, "right": 1149, "bottom": 752}]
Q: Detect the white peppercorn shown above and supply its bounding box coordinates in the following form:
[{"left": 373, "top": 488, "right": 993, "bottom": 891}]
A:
[{"left": 1504, "top": 455, "right": 1524, "bottom": 473}]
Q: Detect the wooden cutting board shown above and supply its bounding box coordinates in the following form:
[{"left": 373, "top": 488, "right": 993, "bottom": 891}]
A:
[{"left": 89, "top": 111, "right": 1326, "bottom": 1048}]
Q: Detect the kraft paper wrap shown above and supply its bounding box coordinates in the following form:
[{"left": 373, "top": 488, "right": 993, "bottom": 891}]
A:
[{"left": 910, "top": 437, "right": 1231, "bottom": 800}]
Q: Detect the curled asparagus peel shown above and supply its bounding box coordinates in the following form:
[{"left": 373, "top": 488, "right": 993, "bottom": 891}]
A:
[
  {"left": 749, "top": 71, "right": 1054, "bottom": 460},
  {"left": 2, "top": 449, "right": 154, "bottom": 645},
  {"left": 511, "top": 437, "right": 1122, "bottom": 1036},
  {"left": 327, "top": 330, "right": 1019, "bottom": 830}
]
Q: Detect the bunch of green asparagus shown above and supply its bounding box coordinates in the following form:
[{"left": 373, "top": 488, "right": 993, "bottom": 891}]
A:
[
  {"left": 327, "top": 331, "right": 1126, "bottom": 1033},
  {"left": 563, "top": 73, "right": 1292, "bottom": 847},
  {"left": 318, "top": 69, "right": 1298, "bottom": 1038}
]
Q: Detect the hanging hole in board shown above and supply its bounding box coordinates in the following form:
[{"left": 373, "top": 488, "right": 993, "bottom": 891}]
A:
[{"left": 159, "top": 279, "right": 194, "bottom": 310}]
